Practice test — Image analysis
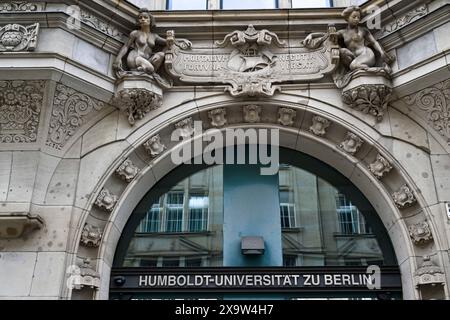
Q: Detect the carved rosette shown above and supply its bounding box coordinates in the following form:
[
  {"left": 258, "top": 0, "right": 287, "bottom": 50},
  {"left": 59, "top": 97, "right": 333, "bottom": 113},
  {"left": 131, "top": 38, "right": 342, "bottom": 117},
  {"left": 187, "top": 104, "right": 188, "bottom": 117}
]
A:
[
  {"left": 409, "top": 221, "right": 433, "bottom": 245},
  {"left": 404, "top": 79, "right": 450, "bottom": 143},
  {"left": 80, "top": 223, "right": 102, "bottom": 248},
  {"left": 47, "top": 84, "right": 105, "bottom": 150},
  {"left": 278, "top": 108, "right": 296, "bottom": 126},
  {"left": 175, "top": 117, "right": 195, "bottom": 138},
  {"left": 414, "top": 256, "right": 445, "bottom": 289},
  {"left": 94, "top": 188, "right": 118, "bottom": 213},
  {"left": 69, "top": 259, "right": 101, "bottom": 290},
  {"left": 309, "top": 115, "right": 331, "bottom": 136},
  {"left": 0, "top": 23, "right": 39, "bottom": 51},
  {"left": 208, "top": 108, "right": 227, "bottom": 127},
  {"left": 243, "top": 105, "right": 261, "bottom": 123},
  {"left": 368, "top": 154, "right": 393, "bottom": 179},
  {"left": 393, "top": 184, "right": 417, "bottom": 209},
  {"left": 115, "top": 159, "right": 140, "bottom": 183},
  {"left": 0, "top": 80, "right": 45, "bottom": 143},
  {"left": 143, "top": 134, "right": 166, "bottom": 158},
  {"left": 113, "top": 77, "right": 163, "bottom": 126},
  {"left": 339, "top": 132, "right": 363, "bottom": 155}
]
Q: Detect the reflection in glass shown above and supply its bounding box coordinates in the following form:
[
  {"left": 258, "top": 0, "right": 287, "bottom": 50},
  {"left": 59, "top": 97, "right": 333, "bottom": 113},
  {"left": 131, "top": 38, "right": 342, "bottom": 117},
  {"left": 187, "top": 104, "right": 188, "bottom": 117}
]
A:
[
  {"left": 168, "top": 0, "right": 207, "bottom": 10},
  {"left": 123, "top": 165, "right": 384, "bottom": 268},
  {"left": 222, "top": 0, "right": 277, "bottom": 10}
]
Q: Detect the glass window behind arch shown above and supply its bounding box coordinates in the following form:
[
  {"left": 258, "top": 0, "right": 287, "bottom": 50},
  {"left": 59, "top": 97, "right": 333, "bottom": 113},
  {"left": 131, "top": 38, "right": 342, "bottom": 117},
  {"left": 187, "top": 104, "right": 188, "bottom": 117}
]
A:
[
  {"left": 291, "top": 0, "right": 331, "bottom": 8},
  {"left": 168, "top": 0, "right": 207, "bottom": 10},
  {"left": 222, "top": 0, "right": 277, "bottom": 9},
  {"left": 123, "top": 165, "right": 384, "bottom": 267}
]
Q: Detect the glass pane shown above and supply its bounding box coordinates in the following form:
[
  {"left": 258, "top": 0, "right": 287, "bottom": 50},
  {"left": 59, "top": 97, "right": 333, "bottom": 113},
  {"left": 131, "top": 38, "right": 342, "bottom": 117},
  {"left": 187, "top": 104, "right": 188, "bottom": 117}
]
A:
[
  {"left": 168, "top": 0, "right": 207, "bottom": 10},
  {"left": 123, "top": 166, "right": 224, "bottom": 267},
  {"left": 279, "top": 166, "right": 384, "bottom": 266},
  {"left": 123, "top": 164, "right": 386, "bottom": 268},
  {"left": 291, "top": 0, "right": 330, "bottom": 8},
  {"left": 222, "top": 0, "right": 277, "bottom": 10}
]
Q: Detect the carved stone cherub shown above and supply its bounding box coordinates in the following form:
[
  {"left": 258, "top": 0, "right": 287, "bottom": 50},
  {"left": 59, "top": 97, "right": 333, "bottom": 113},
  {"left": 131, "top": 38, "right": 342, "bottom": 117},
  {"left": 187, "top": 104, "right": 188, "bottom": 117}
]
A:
[
  {"left": 113, "top": 8, "right": 191, "bottom": 88},
  {"left": 303, "top": 6, "right": 395, "bottom": 88}
]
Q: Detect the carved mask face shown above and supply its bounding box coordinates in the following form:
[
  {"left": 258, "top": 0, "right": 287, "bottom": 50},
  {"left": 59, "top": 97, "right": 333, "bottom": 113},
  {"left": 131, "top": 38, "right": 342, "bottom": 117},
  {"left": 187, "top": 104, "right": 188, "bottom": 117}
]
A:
[{"left": 348, "top": 11, "right": 361, "bottom": 26}]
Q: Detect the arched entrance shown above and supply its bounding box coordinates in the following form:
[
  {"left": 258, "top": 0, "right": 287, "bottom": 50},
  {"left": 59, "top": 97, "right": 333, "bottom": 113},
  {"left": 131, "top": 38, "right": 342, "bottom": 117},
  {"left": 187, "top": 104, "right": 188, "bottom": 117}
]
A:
[
  {"left": 65, "top": 97, "right": 447, "bottom": 301},
  {"left": 109, "top": 148, "right": 402, "bottom": 300}
]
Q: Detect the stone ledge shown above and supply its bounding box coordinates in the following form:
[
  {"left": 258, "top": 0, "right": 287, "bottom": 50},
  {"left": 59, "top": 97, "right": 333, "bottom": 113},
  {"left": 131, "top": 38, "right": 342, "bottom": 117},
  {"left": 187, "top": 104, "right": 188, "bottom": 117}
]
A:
[{"left": 0, "top": 212, "right": 44, "bottom": 239}]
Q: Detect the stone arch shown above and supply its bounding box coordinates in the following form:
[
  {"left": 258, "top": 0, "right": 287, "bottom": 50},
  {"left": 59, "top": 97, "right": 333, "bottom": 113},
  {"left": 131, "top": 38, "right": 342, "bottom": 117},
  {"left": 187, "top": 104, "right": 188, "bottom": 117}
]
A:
[{"left": 65, "top": 94, "right": 448, "bottom": 300}]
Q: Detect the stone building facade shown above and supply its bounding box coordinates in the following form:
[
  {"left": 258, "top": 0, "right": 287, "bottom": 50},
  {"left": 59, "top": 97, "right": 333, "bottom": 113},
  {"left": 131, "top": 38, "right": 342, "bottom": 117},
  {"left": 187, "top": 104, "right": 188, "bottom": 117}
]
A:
[{"left": 0, "top": 0, "right": 449, "bottom": 300}]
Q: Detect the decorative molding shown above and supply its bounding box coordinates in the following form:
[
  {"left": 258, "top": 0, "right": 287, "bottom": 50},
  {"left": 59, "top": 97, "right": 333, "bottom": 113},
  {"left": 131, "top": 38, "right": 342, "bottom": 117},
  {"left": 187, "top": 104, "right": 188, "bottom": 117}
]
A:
[
  {"left": 175, "top": 117, "right": 194, "bottom": 138},
  {"left": 115, "top": 159, "right": 140, "bottom": 183},
  {"left": 80, "top": 10, "right": 124, "bottom": 41},
  {"left": 0, "top": 23, "right": 39, "bottom": 52},
  {"left": 0, "top": 80, "right": 45, "bottom": 143},
  {"left": 339, "top": 132, "right": 363, "bottom": 155},
  {"left": 409, "top": 221, "right": 433, "bottom": 245},
  {"left": 368, "top": 154, "right": 393, "bottom": 179},
  {"left": 393, "top": 184, "right": 417, "bottom": 209},
  {"left": 309, "top": 115, "right": 331, "bottom": 136},
  {"left": 278, "top": 108, "right": 296, "bottom": 126},
  {"left": 68, "top": 258, "right": 100, "bottom": 290},
  {"left": 0, "top": 212, "right": 44, "bottom": 239},
  {"left": 114, "top": 87, "right": 162, "bottom": 126},
  {"left": 404, "top": 79, "right": 450, "bottom": 144},
  {"left": 208, "top": 108, "right": 227, "bottom": 127},
  {"left": 243, "top": 105, "right": 261, "bottom": 123},
  {"left": 94, "top": 188, "right": 118, "bottom": 213},
  {"left": 377, "top": 5, "right": 428, "bottom": 38},
  {"left": 342, "top": 83, "right": 392, "bottom": 122},
  {"left": 165, "top": 25, "right": 339, "bottom": 97},
  {"left": 46, "top": 84, "right": 106, "bottom": 150},
  {"left": 414, "top": 256, "right": 445, "bottom": 289},
  {"left": 80, "top": 223, "right": 102, "bottom": 248},
  {"left": 143, "top": 134, "right": 166, "bottom": 158},
  {"left": 0, "top": 2, "right": 45, "bottom": 12}
]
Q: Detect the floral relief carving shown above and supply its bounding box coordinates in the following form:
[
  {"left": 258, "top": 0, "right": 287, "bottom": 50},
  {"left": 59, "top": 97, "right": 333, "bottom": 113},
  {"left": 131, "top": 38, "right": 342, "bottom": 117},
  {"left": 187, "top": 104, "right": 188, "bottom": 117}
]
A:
[
  {"left": 339, "top": 132, "right": 363, "bottom": 155},
  {"left": 0, "top": 80, "right": 45, "bottom": 143},
  {"left": 368, "top": 154, "right": 393, "bottom": 179},
  {"left": 80, "top": 223, "right": 102, "bottom": 248},
  {"left": 94, "top": 188, "right": 118, "bottom": 213},
  {"left": 243, "top": 105, "right": 261, "bottom": 123},
  {"left": 0, "top": 23, "right": 39, "bottom": 52},
  {"left": 278, "top": 108, "right": 296, "bottom": 127},
  {"left": 404, "top": 79, "right": 450, "bottom": 144},
  {"left": 46, "top": 84, "right": 106, "bottom": 150},
  {"left": 208, "top": 108, "right": 227, "bottom": 127},
  {"left": 115, "top": 159, "right": 140, "bottom": 183},
  {"left": 80, "top": 10, "right": 124, "bottom": 41},
  {"left": 0, "top": 2, "right": 45, "bottom": 12},
  {"left": 67, "top": 258, "right": 100, "bottom": 290},
  {"left": 408, "top": 221, "right": 433, "bottom": 245},
  {"left": 143, "top": 134, "right": 166, "bottom": 158},
  {"left": 309, "top": 115, "right": 331, "bottom": 136},
  {"left": 342, "top": 84, "right": 392, "bottom": 121},
  {"left": 377, "top": 5, "right": 428, "bottom": 38},
  {"left": 393, "top": 184, "right": 417, "bottom": 209}
]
